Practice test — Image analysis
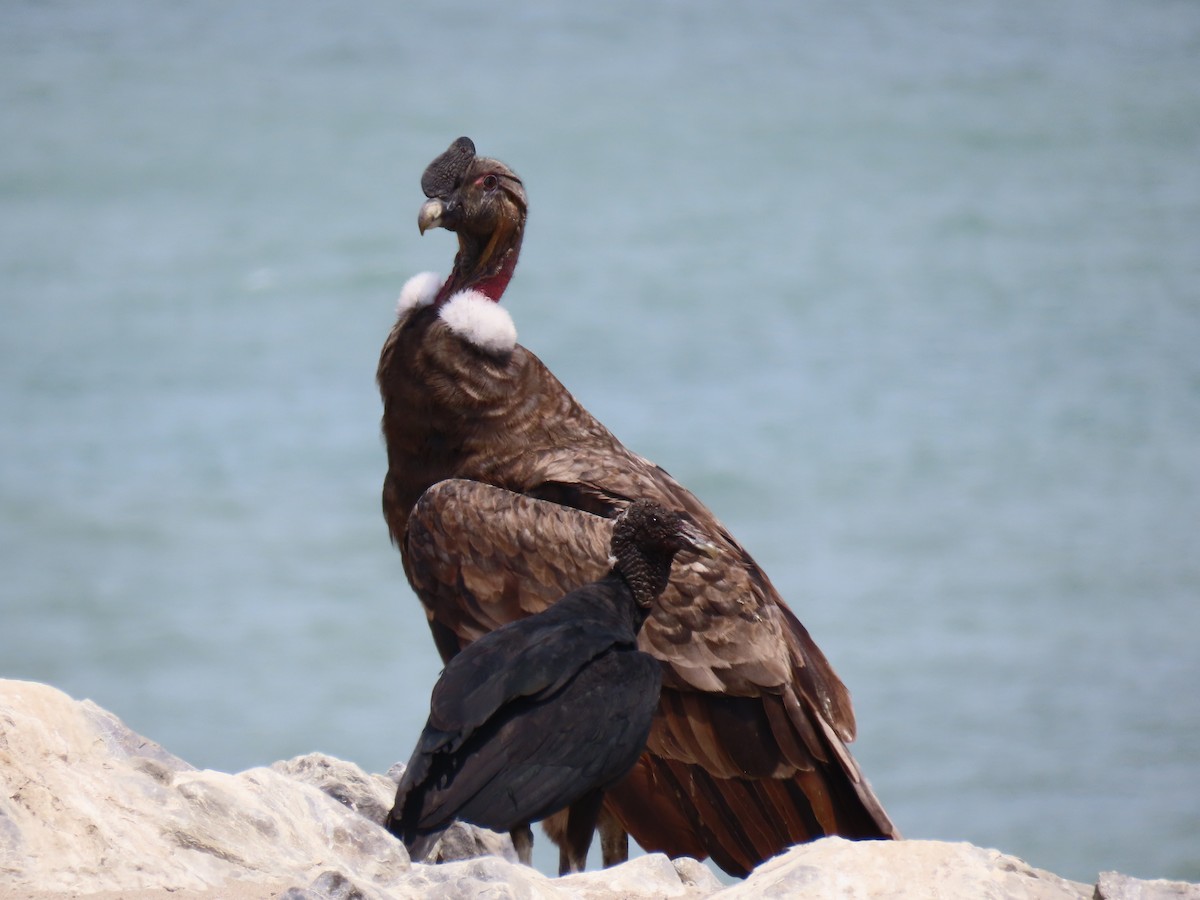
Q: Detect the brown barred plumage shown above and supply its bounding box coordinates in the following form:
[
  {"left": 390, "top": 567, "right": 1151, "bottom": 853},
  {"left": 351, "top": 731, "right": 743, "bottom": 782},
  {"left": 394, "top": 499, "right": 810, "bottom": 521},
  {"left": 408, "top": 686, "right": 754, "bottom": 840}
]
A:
[{"left": 377, "top": 137, "right": 898, "bottom": 877}]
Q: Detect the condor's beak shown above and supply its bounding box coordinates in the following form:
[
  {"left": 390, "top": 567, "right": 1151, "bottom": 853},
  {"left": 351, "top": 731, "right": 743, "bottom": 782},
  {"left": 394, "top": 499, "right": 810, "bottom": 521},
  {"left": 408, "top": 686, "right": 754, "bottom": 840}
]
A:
[{"left": 418, "top": 198, "right": 445, "bottom": 235}]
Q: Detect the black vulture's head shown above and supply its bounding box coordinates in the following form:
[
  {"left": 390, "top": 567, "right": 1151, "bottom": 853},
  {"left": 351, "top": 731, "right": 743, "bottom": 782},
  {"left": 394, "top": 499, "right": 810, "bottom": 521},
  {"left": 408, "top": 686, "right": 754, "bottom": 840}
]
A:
[{"left": 612, "top": 500, "right": 719, "bottom": 608}]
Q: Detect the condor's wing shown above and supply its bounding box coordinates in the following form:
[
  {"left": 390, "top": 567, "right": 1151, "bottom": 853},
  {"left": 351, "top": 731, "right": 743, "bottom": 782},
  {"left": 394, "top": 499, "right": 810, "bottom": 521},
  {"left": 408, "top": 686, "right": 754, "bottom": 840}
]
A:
[{"left": 402, "top": 478, "right": 897, "bottom": 876}]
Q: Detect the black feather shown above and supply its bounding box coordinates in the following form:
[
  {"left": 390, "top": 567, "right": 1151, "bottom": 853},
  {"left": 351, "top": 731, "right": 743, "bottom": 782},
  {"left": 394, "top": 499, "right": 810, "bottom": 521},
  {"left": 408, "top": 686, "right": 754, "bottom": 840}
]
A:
[{"left": 386, "top": 576, "right": 659, "bottom": 849}]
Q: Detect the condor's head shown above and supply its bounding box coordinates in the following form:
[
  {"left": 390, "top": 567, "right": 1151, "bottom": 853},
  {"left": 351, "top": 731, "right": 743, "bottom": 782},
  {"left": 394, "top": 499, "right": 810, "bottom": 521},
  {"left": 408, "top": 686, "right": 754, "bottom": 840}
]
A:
[{"left": 417, "top": 137, "right": 527, "bottom": 304}]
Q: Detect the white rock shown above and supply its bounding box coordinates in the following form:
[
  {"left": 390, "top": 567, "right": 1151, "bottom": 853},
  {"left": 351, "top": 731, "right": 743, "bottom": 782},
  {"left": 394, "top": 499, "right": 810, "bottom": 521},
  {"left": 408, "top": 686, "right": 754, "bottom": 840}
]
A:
[
  {"left": 270, "top": 754, "right": 517, "bottom": 865},
  {"left": 3, "top": 679, "right": 1197, "bottom": 900},
  {"left": 559, "top": 852, "right": 723, "bottom": 898},
  {"left": 422, "top": 820, "right": 519, "bottom": 865},
  {"left": 0, "top": 680, "right": 408, "bottom": 894},
  {"left": 714, "top": 837, "right": 1090, "bottom": 900},
  {"left": 397, "top": 855, "right": 563, "bottom": 900},
  {"left": 271, "top": 752, "right": 400, "bottom": 826},
  {"left": 1095, "top": 871, "right": 1200, "bottom": 900}
]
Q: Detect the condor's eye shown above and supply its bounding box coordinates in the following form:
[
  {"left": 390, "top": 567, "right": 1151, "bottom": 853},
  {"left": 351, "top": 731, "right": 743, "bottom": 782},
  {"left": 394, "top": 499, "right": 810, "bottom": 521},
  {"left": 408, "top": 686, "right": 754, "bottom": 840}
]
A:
[{"left": 481, "top": 174, "right": 499, "bottom": 190}]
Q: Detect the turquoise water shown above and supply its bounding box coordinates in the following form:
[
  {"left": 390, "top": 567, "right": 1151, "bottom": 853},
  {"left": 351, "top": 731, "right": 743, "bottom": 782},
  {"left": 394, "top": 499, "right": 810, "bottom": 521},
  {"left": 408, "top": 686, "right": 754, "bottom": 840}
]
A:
[{"left": 3, "top": 0, "right": 1198, "bottom": 884}]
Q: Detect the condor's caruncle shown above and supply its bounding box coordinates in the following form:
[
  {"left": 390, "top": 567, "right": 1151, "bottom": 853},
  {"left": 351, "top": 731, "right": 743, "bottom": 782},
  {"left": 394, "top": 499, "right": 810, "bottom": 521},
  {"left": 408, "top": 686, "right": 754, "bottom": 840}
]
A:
[{"left": 377, "top": 137, "right": 899, "bottom": 877}]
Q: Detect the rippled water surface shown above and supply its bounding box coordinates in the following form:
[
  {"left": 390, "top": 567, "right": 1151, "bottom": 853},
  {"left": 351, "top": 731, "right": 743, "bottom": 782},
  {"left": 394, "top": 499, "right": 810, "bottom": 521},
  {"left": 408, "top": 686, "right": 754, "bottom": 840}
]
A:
[{"left": 3, "top": 0, "right": 1198, "bottom": 883}]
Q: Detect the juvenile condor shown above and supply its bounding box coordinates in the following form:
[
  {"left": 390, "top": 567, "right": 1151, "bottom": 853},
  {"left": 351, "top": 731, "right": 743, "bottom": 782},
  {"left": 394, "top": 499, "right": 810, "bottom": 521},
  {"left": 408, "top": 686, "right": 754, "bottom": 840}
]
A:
[
  {"left": 377, "top": 137, "right": 899, "bottom": 877},
  {"left": 387, "top": 500, "right": 717, "bottom": 874}
]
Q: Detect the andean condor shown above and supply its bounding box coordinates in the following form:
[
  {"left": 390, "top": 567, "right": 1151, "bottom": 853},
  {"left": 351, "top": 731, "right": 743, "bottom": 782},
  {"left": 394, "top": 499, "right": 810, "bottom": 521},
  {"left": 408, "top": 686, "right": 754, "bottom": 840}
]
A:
[
  {"left": 377, "top": 136, "right": 899, "bottom": 877},
  {"left": 387, "top": 499, "right": 718, "bottom": 874}
]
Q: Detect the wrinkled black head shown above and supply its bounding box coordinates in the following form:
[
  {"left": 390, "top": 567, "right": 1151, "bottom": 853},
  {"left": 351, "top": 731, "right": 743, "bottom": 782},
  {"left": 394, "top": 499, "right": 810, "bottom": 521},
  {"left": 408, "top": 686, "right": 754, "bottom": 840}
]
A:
[
  {"left": 611, "top": 500, "right": 717, "bottom": 608},
  {"left": 421, "top": 136, "right": 476, "bottom": 200},
  {"left": 614, "top": 501, "right": 689, "bottom": 558}
]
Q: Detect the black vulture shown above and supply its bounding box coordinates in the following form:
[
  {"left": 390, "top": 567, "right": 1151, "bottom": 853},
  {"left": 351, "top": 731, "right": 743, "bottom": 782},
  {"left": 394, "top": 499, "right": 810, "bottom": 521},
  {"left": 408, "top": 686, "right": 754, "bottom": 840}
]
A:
[
  {"left": 376, "top": 136, "right": 898, "bottom": 877},
  {"left": 386, "top": 499, "right": 716, "bottom": 874}
]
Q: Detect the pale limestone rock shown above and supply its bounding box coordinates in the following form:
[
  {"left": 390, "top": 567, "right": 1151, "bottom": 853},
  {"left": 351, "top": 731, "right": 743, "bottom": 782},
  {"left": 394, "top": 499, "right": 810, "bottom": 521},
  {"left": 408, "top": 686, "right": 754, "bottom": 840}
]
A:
[
  {"left": 4, "top": 678, "right": 1198, "bottom": 900},
  {"left": 674, "top": 856, "right": 727, "bottom": 894},
  {"left": 282, "top": 868, "right": 397, "bottom": 900},
  {"left": 393, "top": 855, "right": 562, "bottom": 900},
  {"left": 0, "top": 680, "right": 408, "bottom": 894},
  {"left": 1095, "top": 871, "right": 1200, "bottom": 900},
  {"left": 272, "top": 752, "right": 399, "bottom": 826},
  {"left": 283, "top": 854, "right": 719, "bottom": 900},
  {"left": 272, "top": 754, "right": 516, "bottom": 865},
  {"left": 423, "top": 820, "right": 518, "bottom": 865},
  {"left": 560, "top": 852, "right": 723, "bottom": 898},
  {"left": 714, "top": 837, "right": 1090, "bottom": 900}
]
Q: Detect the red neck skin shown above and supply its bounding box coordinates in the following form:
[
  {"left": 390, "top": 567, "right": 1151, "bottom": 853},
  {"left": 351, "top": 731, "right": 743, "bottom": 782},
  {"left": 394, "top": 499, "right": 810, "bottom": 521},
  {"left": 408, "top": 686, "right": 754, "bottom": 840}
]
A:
[{"left": 434, "top": 235, "right": 522, "bottom": 306}]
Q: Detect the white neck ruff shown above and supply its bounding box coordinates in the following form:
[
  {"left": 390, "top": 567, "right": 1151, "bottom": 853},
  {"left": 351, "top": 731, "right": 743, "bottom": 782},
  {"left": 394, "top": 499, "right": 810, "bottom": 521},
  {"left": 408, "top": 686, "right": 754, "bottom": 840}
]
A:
[{"left": 438, "top": 289, "right": 518, "bottom": 354}]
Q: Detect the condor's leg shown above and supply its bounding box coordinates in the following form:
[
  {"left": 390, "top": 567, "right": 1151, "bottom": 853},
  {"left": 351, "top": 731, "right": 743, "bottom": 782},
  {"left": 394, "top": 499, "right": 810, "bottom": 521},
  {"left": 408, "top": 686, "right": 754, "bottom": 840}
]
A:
[
  {"left": 510, "top": 822, "right": 534, "bottom": 866},
  {"left": 559, "top": 789, "right": 605, "bottom": 875},
  {"left": 597, "top": 805, "right": 629, "bottom": 868}
]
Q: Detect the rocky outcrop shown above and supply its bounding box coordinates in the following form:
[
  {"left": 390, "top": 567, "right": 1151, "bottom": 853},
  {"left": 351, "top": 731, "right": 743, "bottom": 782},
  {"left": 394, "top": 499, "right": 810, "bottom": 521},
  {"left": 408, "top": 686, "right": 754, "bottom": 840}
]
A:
[
  {"left": 714, "top": 838, "right": 1089, "bottom": 899},
  {"left": 1, "top": 680, "right": 1196, "bottom": 900},
  {"left": 0, "top": 680, "right": 407, "bottom": 895},
  {"left": 268, "top": 752, "right": 518, "bottom": 867}
]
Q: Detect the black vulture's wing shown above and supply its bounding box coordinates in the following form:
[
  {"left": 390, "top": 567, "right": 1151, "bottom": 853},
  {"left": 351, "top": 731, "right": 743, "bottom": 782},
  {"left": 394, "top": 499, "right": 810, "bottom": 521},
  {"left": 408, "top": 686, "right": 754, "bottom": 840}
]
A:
[
  {"left": 409, "top": 646, "right": 662, "bottom": 834},
  {"left": 424, "top": 589, "right": 632, "bottom": 739}
]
